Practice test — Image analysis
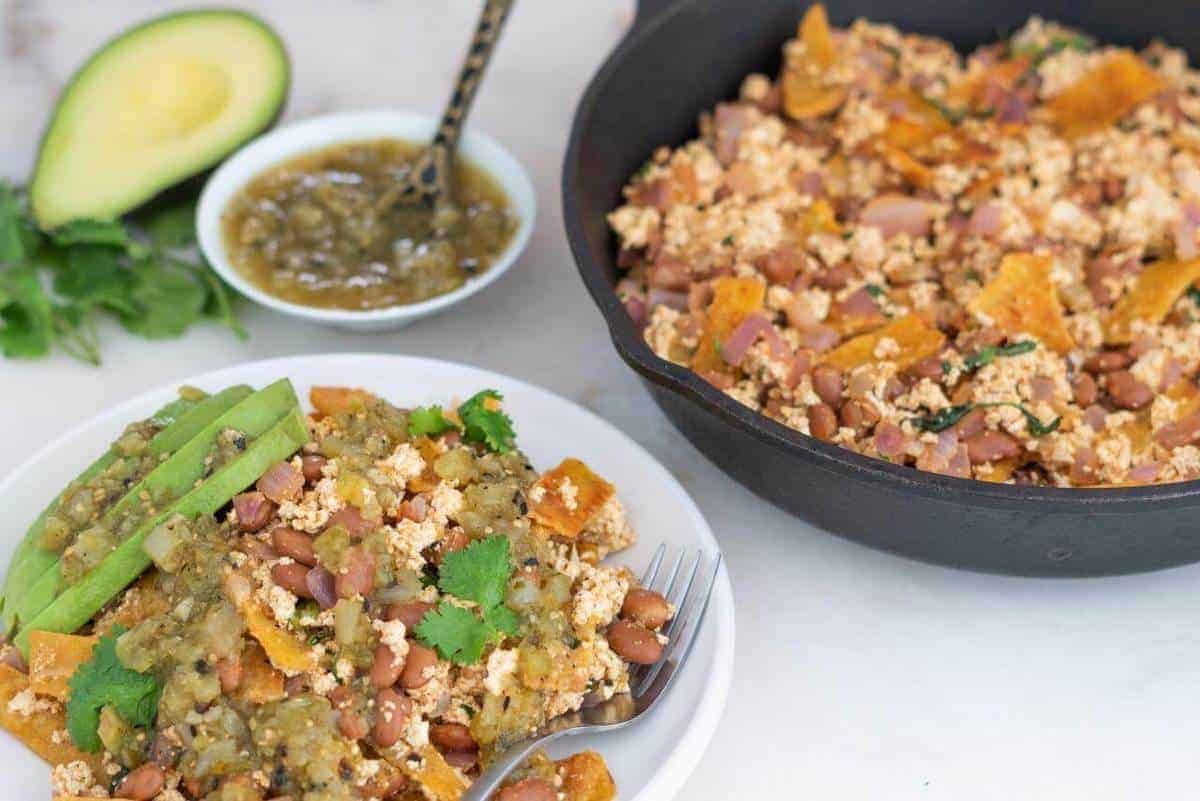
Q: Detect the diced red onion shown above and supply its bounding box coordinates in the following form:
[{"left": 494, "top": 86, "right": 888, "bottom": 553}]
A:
[
  {"left": 1127, "top": 461, "right": 1165, "bottom": 483},
  {"left": 835, "top": 287, "right": 880, "bottom": 319},
  {"left": 797, "top": 324, "right": 840, "bottom": 352},
  {"left": 327, "top": 506, "right": 376, "bottom": 536},
  {"left": 624, "top": 295, "right": 648, "bottom": 329},
  {"left": 782, "top": 350, "right": 813, "bottom": 389},
  {"left": 257, "top": 460, "right": 304, "bottom": 504},
  {"left": 721, "top": 315, "right": 771, "bottom": 366},
  {"left": 874, "top": 421, "right": 905, "bottom": 458},
  {"left": 714, "top": 103, "right": 754, "bottom": 165},
  {"left": 306, "top": 566, "right": 338, "bottom": 610},
  {"left": 859, "top": 194, "right": 939, "bottom": 239},
  {"left": 966, "top": 203, "right": 1003, "bottom": 238},
  {"left": 647, "top": 288, "right": 688, "bottom": 311},
  {"left": 234, "top": 492, "right": 276, "bottom": 533},
  {"left": 1083, "top": 405, "right": 1108, "bottom": 432},
  {"left": 1174, "top": 201, "right": 1200, "bottom": 259},
  {"left": 647, "top": 255, "right": 690, "bottom": 291},
  {"left": 796, "top": 171, "right": 825, "bottom": 197},
  {"left": 1030, "top": 376, "right": 1056, "bottom": 403}
]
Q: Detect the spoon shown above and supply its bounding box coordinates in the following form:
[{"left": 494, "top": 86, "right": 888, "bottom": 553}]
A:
[{"left": 384, "top": 0, "right": 515, "bottom": 211}]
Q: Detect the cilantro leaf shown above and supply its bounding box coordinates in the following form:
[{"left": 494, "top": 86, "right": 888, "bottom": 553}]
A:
[
  {"left": 53, "top": 245, "right": 138, "bottom": 315},
  {"left": 65, "top": 627, "right": 161, "bottom": 753},
  {"left": 49, "top": 219, "right": 147, "bottom": 258},
  {"left": 438, "top": 535, "right": 512, "bottom": 610},
  {"left": 172, "top": 256, "right": 248, "bottom": 341},
  {"left": 1187, "top": 286, "right": 1200, "bottom": 307},
  {"left": 414, "top": 601, "right": 496, "bottom": 665},
  {"left": 416, "top": 535, "right": 519, "bottom": 664},
  {"left": 909, "top": 403, "right": 976, "bottom": 433},
  {"left": 0, "top": 267, "right": 54, "bottom": 359},
  {"left": 458, "top": 389, "right": 517, "bottom": 453},
  {"left": 118, "top": 257, "right": 207, "bottom": 339},
  {"left": 944, "top": 340, "right": 1037, "bottom": 375},
  {"left": 138, "top": 200, "right": 197, "bottom": 248},
  {"left": 408, "top": 404, "right": 461, "bottom": 438},
  {"left": 0, "top": 183, "right": 27, "bottom": 263}
]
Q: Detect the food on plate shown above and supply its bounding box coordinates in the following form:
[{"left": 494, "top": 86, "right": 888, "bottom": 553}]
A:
[
  {"left": 1, "top": 383, "right": 665, "bottom": 801},
  {"left": 610, "top": 6, "right": 1200, "bottom": 487},
  {"left": 30, "top": 10, "right": 289, "bottom": 229},
  {"left": 221, "top": 138, "right": 518, "bottom": 311}
]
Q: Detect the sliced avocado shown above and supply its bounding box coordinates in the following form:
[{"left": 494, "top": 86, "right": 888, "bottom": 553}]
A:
[
  {"left": 0, "top": 391, "right": 214, "bottom": 635},
  {"left": 15, "top": 409, "right": 310, "bottom": 655},
  {"left": 12, "top": 379, "right": 299, "bottom": 630},
  {"left": 0, "top": 383, "right": 253, "bottom": 636},
  {"left": 30, "top": 10, "right": 289, "bottom": 228}
]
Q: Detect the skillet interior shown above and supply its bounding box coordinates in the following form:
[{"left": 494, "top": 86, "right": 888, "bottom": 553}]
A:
[{"left": 563, "top": 0, "right": 1200, "bottom": 576}]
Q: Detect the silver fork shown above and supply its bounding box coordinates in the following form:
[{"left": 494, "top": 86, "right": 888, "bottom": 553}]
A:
[{"left": 461, "top": 545, "right": 723, "bottom": 801}]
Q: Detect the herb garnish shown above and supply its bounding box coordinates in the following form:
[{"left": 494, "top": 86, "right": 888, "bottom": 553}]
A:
[
  {"left": 909, "top": 401, "right": 1061, "bottom": 436},
  {"left": 1011, "top": 32, "right": 1094, "bottom": 66},
  {"left": 458, "top": 389, "right": 518, "bottom": 454},
  {"left": 0, "top": 183, "right": 244, "bottom": 364},
  {"left": 942, "top": 340, "right": 1036, "bottom": 375},
  {"left": 1187, "top": 286, "right": 1200, "bottom": 306},
  {"left": 415, "top": 535, "right": 520, "bottom": 665},
  {"left": 407, "top": 404, "right": 460, "bottom": 438},
  {"left": 65, "top": 627, "right": 161, "bottom": 753}
]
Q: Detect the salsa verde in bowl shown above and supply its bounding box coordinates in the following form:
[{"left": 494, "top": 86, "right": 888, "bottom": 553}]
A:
[{"left": 197, "top": 110, "right": 536, "bottom": 332}]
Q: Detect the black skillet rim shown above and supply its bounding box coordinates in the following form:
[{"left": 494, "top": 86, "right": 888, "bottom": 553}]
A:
[{"left": 561, "top": 0, "right": 1200, "bottom": 515}]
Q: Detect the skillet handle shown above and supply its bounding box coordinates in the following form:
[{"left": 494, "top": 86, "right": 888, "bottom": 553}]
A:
[{"left": 634, "top": 0, "right": 677, "bottom": 29}]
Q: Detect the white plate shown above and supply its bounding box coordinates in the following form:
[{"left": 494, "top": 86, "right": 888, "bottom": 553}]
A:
[
  {"left": 0, "top": 354, "right": 734, "bottom": 800},
  {"left": 197, "top": 110, "right": 537, "bottom": 333}
]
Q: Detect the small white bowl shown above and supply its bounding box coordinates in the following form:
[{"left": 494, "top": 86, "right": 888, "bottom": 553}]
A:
[{"left": 197, "top": 109, "right": 536, "bottom": 332}]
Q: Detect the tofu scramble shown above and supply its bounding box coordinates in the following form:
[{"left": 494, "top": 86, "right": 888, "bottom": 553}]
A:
[
  {"left": 1, "top": 385, "right": 671, "bottom": 801},
  {"left": 609, "top": 7, "right": 1200, "bottom": 487}
]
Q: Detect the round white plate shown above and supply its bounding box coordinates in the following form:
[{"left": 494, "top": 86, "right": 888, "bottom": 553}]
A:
[{"left": 0, "top": 354, "right": 734, "bottom": 800}]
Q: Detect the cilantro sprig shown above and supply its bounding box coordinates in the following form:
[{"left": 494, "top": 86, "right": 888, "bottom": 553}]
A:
[
  {"left": 943, "top": 340, "right": 1036, "bottom": 375},
  {"left": 406, "top": 390, "right": 518, "bottom": 453},
  {"left": 0, "top": 183, "right": 244, "bottom": 365},
  {"left": 415, "top": 535, "right": 520, "bottom": 665},
  {"left": 909, "top": 401, "right": 1060, "bottom": 436},
  {"left": 407, "top": 404, "right": 460, "bottom": 438},
  {"left": 65, "top": 627, "right": 161, "bottom": 753}
]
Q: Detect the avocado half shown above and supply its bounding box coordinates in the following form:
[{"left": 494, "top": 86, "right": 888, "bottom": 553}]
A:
[{"left": 30, "top": 10, "right": 289, "bottom": 229}]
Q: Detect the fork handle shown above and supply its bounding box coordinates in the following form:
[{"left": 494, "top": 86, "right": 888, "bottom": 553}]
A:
[
  {"left": 433, "top": 0, "right": 514, "bottom": 152},
  {"left": 460, "top": 730, "right": 568, "bottom": 801}
]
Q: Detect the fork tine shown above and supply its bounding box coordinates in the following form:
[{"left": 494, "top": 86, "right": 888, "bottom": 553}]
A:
[
  {"left": 640, "top": 543, "right": 667, "bottom": 587},
  {"left": 633, "top": 551, "right": 720, "bottom": 698},
  {"left": 656, "top": 547, "right": 687, "bottom": 597}
]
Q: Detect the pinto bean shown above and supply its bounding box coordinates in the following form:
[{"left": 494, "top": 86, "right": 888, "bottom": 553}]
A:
[
  {"left": 339, "top": 709, "right": 370, "bottom": 741},
  {"left": 1070, "top": 448, "right": 1101, "bottom": 486},
  {"left": 621, "top": 588, "right": 671, "bottom": 629},
  {"left": 964, "top": 430, "right": 1021, "bottom": 464},
  {"left": 811, "top": 366, "right": 844, "bottom": 406},
  {"left": 813, "top": 263, "right": 854, "bottom": 290},
  {"left": 271, "top": 527, "right": 317, "bottom": 566},
  {"left": 272, "top": 562, "right": 315, "bottom": 598},
  {"left": 215, "top": 656, "right": 242, "bottom": 694},
  {"left": 116, "top": 764, "right": 165, "bottom": 801},
  {"left": 496, "top": 778, "right": 558, "bottom": 801},
  {"left": 839, "top": 399, "right": 879, "bottom": 432},
  {"left": 607, "top": 619, "right": 663, "bottom": 665},
  {"left": 433, "top": 528, "right": 470, "bottom": 566},
  {"left": 949, "top": 407, "right": 987, "bottom": 440},
  {"left": 385, "top": 601, "right": 436, "bottom": 630},
  {"left": 430, "top": 722, "right": 476, "bottom": 752},
  {"left": 400, "top": 642, "right": 438, "bottom": 689},
  {"left": 1106, "top": 371, "right": 1153, "bottom": 410},
  {"left": 335, "top": 547, "right": 376, "bottom": 599},
  {"left": 909, "top": 355, "right": 945, "bottom": 380},
  {"left": 1072, "top": 373, "right": 1098, "bottom": 407},
  {"left": 373, "top": 688, "right": 412, "bottom": 748},
  {"left": 1083, "top": 350, "right": 1132, "bottom": 373},
  {"left": 443, "top": 750, "right": 478, "bottom": 771},
  {"left": 369, "top": 644, "right": 405, "bottom": 689},
  {"left": 807, "top": 404, "right": 838, "bottom": 441},
  {"left": 301, "top": 454, "right": 328, "bottom": 482},
  {"left": 1156, "top": 411, "right": 1200, "bottom": 449},
  {"left": 757, "top": 247, "right": 804, "bottom": 285}
]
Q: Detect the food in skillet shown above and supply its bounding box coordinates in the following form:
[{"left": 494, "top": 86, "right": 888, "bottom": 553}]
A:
[
  {"left": 609, "top": 6, "right": 1200, "bottom": 487},
  {"left": 0, "top": 382, "right": 668, "bottom": 801}
]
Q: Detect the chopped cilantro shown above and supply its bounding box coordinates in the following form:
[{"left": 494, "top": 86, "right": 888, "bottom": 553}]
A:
[
  {"left": 909, "top": 400, "right": 1059, "bottom": 436},
  {"left": 408, "top": 404, "right": 461, "bottom": 438},
  {"left": 1187, "top": 286, "right": 1200, "bottom": 306},
  {"left": 415, "top": 535, "right": 519, "bottom": 664},
  {"left": 457, "top": 390, "right": 517, "bottom": 453},
  {"left": 864, "top": 284, "right": 886, "bottom": 299},
  {"left": 943, "top": 340, "right": 1036, "bottom": 375},
  {"left": 65, "top": 627, "right": 161, "bottom": 753}
]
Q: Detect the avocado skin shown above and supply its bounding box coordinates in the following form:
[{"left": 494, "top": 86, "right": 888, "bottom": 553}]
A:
[
  {"left": 0, "top": 390, "right": 226, "bottom": 636},
  {"left": 29, "top": 8, "right": 291, "bottom": 228},
  {"left": 11, "top": 380, "right": 298, "bottom": 631},
  {"left": 15, "top": 408, "right": 310, "bottom": 656}
]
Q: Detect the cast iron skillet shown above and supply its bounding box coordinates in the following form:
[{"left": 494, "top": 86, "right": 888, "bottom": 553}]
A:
[{"left": 563, "top": 0, "right": 1200, "bottom": 577}]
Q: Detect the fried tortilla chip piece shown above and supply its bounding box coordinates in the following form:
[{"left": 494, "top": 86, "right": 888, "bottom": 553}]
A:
[
  {"left": 399, "top": 745, "right": 467, "bottom": 801},
  {"left": 968, "top": 253, "right": 1074, "bottom": 353},
  {"left": 1104, "top": 258, "right": 1200, "bottom": 344},
  {"left": 241, "top": 604, "right": 318, "bottom": 674},
  {"left": 28, "top": 631, "right": 97, "bottom": 701},
  {"left": 978, "top": 457, "right": 1020, "bottom": 484},
  {"left": 559, "top": 751, "right": 617, "bottom": 801},
  {"left": 693, "top": 276, "right": 766, "bottom": 374},
  {"left": 529, "top": 458, "right": 616, "bottom": 540},
  {"left": 781, "top": 4, "right": 846, "bottom": 119},
  {"left": 1047, "top": 50, "right": 1164, "bottom": 139},
  {"left": 309, "top": 386, "right": 376, "bottom": 416},
  {"left": 820, "top": 313, "right": 945, "bottom": 371},
  {"left": 235, "top": 641, "right": 286, "bottom": 704},
  {"left": 0, "top": 664, "right": 100, "bottom": 770}
]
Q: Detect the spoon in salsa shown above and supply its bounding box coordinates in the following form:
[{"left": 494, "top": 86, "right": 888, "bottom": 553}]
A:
[{"left": 379, "top": 0, "right": 514, "bottom": 215}]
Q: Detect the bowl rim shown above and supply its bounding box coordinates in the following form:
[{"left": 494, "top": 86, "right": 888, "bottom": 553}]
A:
[
  {"left": 560, "top": 0, "right": 1200, "bottom": 513},
  {"left": 196, "top": 108, "right": 537, "bottom": 325}
]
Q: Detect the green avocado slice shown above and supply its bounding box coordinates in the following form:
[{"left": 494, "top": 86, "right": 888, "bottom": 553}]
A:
[
  {"left": 15, "top": 408, "right": 309, "bottom": 656},
  {"left": 11, "top": 379, "right": 299, "bottom": 631},
  {"left": 0, "top": 391, "right": 214, "bottom": 635},
  {"left": 30, "top": 9, "right": 289, "bottom": 228},
  {"left": 0, "top": 384, "right": 253, "bottom": 636}
]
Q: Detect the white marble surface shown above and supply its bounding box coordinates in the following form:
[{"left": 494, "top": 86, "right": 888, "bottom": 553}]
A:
[{"left": 2, "top": 2, "right": 1200, "bottom": 798}]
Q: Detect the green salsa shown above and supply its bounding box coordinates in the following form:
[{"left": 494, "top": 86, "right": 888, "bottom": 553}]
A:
[{"left": 221, "top": 138, "right": 518, "bottom": 311}]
